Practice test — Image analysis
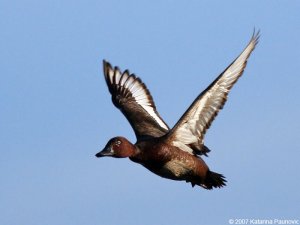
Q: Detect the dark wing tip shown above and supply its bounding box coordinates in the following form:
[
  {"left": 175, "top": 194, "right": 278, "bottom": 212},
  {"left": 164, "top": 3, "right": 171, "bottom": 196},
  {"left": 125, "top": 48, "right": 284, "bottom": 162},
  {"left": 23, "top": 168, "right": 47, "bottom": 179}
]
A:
[
  {"left": 103, "top": 59, "right": 111, "bottom": 70},
  {"left": 251, "top": 28, "right": 260, "bottom": 46},
  {"left": 103, "top": 60, "right": 112, "bottom": 79},
  {"left": 123, "top": 69, "right": 130, "bottom": 76}
]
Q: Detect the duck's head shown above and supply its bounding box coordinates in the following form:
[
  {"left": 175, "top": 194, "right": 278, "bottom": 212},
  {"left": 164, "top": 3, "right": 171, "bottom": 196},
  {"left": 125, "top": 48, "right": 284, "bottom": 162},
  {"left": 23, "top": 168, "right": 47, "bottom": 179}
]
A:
[{"left": 95, "top": 137, "right": 136, "bottom": 158}]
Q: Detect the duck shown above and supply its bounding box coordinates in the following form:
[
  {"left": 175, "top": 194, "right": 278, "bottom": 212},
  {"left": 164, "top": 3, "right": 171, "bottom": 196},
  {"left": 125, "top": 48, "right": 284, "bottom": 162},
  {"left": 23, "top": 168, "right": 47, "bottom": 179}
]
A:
[{"left": 96, "top": 31, "right": 259, "bottom": 189}]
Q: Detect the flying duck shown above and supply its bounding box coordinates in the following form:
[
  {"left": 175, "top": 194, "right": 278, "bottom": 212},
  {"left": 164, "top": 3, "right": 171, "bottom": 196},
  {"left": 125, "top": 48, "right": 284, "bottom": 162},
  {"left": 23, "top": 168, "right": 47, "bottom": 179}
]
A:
[{"left": 96, "top": 31, "right": 259, "bottom": 189}]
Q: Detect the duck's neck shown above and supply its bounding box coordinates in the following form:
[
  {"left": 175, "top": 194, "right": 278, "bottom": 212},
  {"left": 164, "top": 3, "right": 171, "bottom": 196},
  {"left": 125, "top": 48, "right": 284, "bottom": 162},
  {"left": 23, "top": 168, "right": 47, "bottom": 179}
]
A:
[{"left": 119, "top": 139, "right": 138, "bottom": 158}]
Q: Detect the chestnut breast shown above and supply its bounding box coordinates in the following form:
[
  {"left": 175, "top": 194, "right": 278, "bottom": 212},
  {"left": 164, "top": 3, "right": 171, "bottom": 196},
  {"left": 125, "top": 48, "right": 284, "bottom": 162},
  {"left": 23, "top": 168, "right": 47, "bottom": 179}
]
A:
[{"left": 130, "top": 139, "right": 208, "bottom": 180}]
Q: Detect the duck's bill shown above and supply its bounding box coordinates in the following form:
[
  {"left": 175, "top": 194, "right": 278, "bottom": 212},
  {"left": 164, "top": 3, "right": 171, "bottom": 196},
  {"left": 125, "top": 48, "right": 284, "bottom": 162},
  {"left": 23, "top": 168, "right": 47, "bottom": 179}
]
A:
[{"left": 95, "top": 146, "right": 113, "bottom": 157}]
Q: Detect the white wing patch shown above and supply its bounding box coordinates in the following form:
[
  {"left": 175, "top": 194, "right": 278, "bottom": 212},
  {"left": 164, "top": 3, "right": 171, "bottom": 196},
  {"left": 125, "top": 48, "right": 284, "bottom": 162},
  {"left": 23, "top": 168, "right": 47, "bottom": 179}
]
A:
[
  {"left": 105, "top": 65, "right": 169, "bottom": 131},
  {"left": 169, "top": 31, "right": 260, "bottom": 155}
]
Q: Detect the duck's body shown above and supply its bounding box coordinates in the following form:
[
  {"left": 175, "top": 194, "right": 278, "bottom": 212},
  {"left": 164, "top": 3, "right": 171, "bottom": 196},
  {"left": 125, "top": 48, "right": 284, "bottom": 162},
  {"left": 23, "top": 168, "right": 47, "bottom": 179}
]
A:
[
  {"left": 130, "top": 138, "right": 223, "bottom": 189},
  {"left": 133, "top": 138, "right": 207, "bottom": 181},
  {"left": 96, "top": 31, "right": 259, "bottom": 190}
]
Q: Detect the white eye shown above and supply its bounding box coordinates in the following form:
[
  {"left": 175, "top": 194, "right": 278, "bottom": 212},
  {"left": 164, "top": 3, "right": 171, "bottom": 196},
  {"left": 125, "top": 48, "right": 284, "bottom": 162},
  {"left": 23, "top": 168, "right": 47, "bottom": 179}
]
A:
[{"left": 116, "top": 140, "right": 121, "bottom": 146}]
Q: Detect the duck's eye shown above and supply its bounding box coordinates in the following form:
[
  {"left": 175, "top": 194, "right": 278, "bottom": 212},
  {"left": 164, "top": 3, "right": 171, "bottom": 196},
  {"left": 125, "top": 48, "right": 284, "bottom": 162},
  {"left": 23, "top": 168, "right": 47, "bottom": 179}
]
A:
[{"left": 115, "top": 140, "right": 121, "bottom": 146}]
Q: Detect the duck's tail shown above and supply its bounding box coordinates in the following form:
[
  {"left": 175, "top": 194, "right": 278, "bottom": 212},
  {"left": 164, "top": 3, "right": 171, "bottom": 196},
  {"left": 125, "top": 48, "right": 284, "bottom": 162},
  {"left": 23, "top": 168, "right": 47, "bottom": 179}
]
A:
[
  {"left": 202, "top": 170, "right": 227, "bottom": 190},
  {"left": 191, "top": 170, "right": 227, "bottom": 190}
]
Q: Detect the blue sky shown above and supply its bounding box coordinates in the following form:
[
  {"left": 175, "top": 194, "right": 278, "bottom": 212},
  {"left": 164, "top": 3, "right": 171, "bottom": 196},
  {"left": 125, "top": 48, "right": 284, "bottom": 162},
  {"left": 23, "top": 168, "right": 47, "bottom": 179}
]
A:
[{"left": 1, "top": 1, "right": 300, "bottom": 225}]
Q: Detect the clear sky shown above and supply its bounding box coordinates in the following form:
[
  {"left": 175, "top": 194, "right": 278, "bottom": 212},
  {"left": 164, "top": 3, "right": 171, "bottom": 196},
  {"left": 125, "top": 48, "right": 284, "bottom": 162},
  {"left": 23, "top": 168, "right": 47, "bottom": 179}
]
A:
[{"left": 1, "top": 1, "right": 300, "bottom": 225}]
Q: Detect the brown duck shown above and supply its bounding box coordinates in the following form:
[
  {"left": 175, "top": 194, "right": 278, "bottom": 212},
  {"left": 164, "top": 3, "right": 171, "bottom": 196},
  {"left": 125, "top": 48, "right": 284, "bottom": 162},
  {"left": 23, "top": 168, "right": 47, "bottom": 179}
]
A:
[{"left": 96, "top": 32, "right": 259, "bottom": 189}]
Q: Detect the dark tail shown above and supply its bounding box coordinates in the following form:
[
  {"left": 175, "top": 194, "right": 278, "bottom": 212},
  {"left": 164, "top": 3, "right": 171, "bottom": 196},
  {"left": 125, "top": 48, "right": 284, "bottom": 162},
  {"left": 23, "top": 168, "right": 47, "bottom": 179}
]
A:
[
  {"left": 202, "top": 170, "right": 226, "bottom": 190},
  {"left": 189, "top": 170, "right": 226, "bottom": 189}
]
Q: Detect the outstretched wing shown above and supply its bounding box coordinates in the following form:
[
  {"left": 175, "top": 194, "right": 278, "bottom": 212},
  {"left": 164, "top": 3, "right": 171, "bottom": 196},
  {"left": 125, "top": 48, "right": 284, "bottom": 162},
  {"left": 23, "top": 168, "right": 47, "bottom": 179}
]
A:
[
  {"left": 165, "top": 31, "right": 260, "bottom": 155},
  {"left": 103, "top": 60, "right": 169, "bottom": 140}
]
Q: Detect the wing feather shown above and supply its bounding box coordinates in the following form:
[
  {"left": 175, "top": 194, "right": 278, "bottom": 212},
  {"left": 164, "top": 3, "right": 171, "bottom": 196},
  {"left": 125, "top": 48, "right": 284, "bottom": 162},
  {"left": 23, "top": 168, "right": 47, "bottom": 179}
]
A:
[
  {"left": 103, "top": 61, "right": 170, "bottom": 139},
  {"left": 166, "top": 31, "right": 260, "bottom": 155}
]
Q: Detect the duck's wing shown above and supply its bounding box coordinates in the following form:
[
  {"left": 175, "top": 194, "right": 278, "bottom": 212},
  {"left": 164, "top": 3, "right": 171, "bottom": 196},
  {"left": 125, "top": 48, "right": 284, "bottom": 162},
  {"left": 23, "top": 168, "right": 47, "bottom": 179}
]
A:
[
  {"left": 103, "top": 60, "right": 169, "bottom": 139},
  {"left": 165, "top": 31, "right": 260, "bottom": 155}
]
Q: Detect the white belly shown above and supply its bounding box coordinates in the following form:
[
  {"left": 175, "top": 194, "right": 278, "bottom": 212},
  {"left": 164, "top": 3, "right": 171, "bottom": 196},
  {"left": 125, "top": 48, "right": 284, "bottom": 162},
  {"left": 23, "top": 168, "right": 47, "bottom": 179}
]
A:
[{"left": 158, "top": 159, "right": 193, "bottom": 180}]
